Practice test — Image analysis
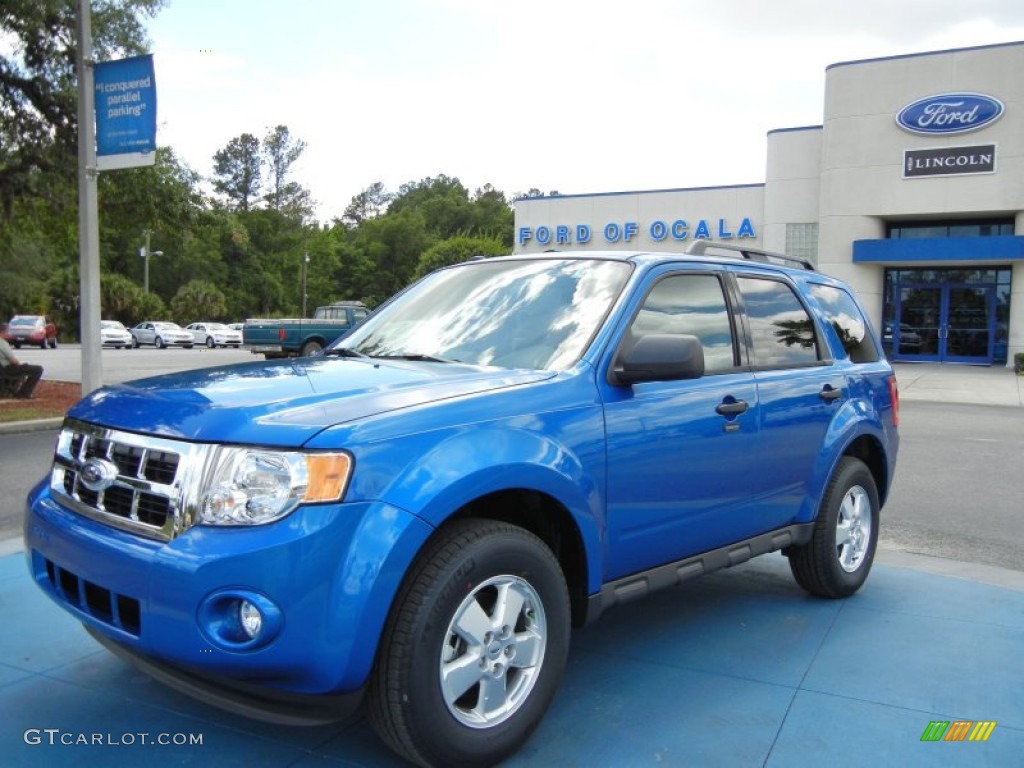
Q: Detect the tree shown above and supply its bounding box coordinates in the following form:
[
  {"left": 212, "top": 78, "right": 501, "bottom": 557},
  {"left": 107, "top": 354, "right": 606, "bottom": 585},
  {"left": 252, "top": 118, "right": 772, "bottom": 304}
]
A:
[
  {"left": 340, "top": 181, "right": 391, "bottom": 227},
  {"left": 0, "top": 0, "right": 164, "bottom": 215},
  {"left": 262, "top": 124, "right": 309, "bottom": 215},
  {"left": 212, "top": 133, "right": 261, "bottom": 211},
  {"left": 170, "top": 280, "right": 227, "bottom": 323}
]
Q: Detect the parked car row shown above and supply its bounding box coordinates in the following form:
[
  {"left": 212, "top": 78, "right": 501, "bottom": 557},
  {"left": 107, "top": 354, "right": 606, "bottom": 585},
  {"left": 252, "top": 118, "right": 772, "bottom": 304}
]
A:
[{"left": 98, "top": 320, "right": 245, "bottom": 349}]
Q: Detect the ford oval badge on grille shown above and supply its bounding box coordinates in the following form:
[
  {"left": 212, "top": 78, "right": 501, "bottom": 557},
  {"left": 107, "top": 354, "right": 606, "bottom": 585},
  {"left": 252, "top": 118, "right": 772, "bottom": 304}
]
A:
[
  {"left": 80, "top": 458, "right": 120, "bottom": 492},
  {"left": 896, "top": 93, "right": 1004, "bottom": 135}
]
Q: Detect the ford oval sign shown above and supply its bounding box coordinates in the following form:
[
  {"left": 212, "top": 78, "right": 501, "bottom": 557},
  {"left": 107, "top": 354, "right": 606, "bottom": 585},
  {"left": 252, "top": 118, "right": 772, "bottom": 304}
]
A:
[{"left": 896, "top": 93, "right": 1004, "bottom": 135}]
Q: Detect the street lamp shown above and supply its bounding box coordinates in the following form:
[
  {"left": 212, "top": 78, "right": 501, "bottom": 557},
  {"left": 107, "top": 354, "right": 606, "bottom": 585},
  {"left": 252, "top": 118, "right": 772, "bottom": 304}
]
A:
[
  {"left": 140, "top": 228, "right": 163, "bottom": 294},
  {"left": 301, "top": 252, "right": 310, "bottom": 318}
]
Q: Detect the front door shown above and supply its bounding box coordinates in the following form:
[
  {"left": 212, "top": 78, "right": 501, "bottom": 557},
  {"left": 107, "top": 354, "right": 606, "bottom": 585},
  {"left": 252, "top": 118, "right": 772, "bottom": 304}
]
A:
[{"left": 896, "top": 284, "right": 994, "bottom": 364}]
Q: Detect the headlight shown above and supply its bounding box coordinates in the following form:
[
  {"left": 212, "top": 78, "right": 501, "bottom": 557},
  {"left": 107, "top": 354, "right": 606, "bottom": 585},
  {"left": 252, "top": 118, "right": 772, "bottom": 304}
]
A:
[{"left": 198, "top": 448, "right": 352, "bottom": 526}]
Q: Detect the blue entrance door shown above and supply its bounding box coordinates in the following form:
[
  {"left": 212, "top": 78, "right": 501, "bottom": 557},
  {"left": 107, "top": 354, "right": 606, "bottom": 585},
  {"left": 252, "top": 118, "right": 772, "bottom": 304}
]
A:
[{"left": 896, "top": 284, "right": 994, "bottom": 363}]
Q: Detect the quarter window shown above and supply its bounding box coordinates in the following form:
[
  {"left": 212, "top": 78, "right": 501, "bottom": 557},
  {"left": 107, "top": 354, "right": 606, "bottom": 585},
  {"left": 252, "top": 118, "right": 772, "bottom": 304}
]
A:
[
  {"left": 808, "top": 284, "right": 879, "bottom": 363},
  {"left": 736, "top": 277, "right": 819, "bottom": 367}
]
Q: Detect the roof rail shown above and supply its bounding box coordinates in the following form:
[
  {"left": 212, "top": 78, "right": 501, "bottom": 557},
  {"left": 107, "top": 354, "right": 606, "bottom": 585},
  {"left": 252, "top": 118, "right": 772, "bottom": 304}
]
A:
[{"left": 684, "top": 240, "right": 815, "bottom": 271}]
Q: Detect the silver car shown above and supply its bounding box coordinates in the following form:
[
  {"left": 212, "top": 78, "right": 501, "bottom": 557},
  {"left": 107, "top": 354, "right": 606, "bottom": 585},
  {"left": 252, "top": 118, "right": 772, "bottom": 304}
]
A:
[
  {"left": 100, "top": 320, "right": 133, "bottom": 349},
  {"left": 185, "top": 322, "right": 243, "bottom": 348},
  {"left": 130, "top": 321, "right": 194, "bottom": 349}
]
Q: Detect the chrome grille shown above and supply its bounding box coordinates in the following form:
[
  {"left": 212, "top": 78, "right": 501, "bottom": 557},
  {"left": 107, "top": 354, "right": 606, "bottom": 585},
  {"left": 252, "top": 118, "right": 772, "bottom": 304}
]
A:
[{"left": 51, "top": 419, "right": 205, "bottom": 541}]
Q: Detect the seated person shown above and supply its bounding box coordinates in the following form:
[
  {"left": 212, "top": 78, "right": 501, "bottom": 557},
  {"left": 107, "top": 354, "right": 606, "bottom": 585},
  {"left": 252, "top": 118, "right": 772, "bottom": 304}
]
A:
[{"left": 0, "top": 322, "right": 44, "bottom": 398}]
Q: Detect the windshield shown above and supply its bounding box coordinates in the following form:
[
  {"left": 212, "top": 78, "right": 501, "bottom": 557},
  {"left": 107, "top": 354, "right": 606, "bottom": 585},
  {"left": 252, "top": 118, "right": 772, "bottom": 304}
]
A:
[
  {"left": 205, "top": 323, "right": 228, "bottom": 330},
  {"left": 337, "top": 258, "right": 631, "bottom": 370},
  {"left": 155, "top": 322, "right": 182, "bottom": 330},
  {"left": 101, "top": 321, "right": 126, "bottom": 330},
  {"left": 11, "top": 317, "right": 40, "bottom": 326}
]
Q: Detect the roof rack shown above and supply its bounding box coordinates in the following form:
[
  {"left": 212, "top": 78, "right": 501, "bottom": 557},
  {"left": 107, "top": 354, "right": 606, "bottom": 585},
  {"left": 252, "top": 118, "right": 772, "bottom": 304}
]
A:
[{"left": 684, "top": 240, "right": 815, "bottom": 271}]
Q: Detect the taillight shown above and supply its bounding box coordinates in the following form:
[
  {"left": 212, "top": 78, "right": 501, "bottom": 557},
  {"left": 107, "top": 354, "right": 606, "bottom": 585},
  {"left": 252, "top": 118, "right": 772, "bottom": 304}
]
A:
[
  {"left": 888, "top": 374, "right": 899, "bottom": 427},
  {"left": 278, "top": 328, "right": 287, "bottom": 341}
]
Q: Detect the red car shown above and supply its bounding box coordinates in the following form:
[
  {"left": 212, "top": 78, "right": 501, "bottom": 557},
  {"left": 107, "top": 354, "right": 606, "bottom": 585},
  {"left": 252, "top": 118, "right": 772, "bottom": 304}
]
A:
[{"left": 4, "top": 314, "right": 59, "bottom": 349}]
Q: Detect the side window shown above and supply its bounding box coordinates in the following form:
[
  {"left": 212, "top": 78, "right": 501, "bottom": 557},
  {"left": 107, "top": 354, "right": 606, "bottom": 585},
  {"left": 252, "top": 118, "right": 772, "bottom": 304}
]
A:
[
  {"left": 736, "top": 277, "right": 820, "bottom": 368},
  {"left": 808, "top": 284, "right": 880, "bottom": 363},
  {"left": 628, "top": 274, "right": 736, "bottom": 373}
]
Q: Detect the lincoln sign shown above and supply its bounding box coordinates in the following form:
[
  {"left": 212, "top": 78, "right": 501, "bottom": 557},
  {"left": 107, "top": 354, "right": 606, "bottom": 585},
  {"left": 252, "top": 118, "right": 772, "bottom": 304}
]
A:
[{"left": 903, "top": 145, "right": 995, "bottom": 178}]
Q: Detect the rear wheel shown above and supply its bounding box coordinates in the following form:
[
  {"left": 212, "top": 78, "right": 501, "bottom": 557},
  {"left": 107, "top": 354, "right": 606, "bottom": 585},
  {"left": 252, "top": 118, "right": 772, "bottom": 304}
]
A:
[
  {"left": 368, "top": 519, "right": 570, "bottom": 768},
  {"left": 300, "top": 339, "right": 323, "bottom": 356},
  {"left": 788, "top": 456, "right": 879, "bottom": 598}
]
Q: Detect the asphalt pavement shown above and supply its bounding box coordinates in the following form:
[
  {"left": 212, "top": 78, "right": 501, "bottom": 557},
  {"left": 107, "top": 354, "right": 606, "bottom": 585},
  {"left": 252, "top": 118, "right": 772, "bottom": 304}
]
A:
[{"left": 1, "top": 359, "right": 1022, "bottom": 766}]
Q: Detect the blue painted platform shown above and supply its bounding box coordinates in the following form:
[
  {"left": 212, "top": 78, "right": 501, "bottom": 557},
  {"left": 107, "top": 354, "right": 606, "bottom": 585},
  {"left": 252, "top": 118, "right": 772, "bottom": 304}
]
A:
[{"left": 2, "top": 550, "right": 1021, "bottom": 766}]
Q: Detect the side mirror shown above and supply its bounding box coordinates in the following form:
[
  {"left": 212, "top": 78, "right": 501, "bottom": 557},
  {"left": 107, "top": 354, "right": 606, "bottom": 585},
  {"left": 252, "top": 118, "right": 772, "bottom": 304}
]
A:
[{"left": 610, "top": 334, "right": 705, "bottom": 386}]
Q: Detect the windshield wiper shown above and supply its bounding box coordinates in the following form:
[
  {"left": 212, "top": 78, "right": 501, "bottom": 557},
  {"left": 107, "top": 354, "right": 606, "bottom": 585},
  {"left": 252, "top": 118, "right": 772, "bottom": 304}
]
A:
[
  {"left": 376, "top": 353, "right": 459, "bottom": 364},
  {"left": 322, "top": 347, "right": 372, "bottom": 359}
]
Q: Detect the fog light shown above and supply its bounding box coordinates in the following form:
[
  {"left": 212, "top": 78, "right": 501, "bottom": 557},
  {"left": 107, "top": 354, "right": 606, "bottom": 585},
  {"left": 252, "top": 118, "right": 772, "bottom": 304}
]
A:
[
  {"left": 239, "top": 600, "right": 263, "bottom": 639},
  {"left": 198, "top": 589, "right": 282, "bottom": 650}
]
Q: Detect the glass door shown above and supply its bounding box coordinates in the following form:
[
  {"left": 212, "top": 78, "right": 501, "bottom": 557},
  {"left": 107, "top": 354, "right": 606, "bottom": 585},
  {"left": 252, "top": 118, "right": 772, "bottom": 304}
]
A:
[
  {"left": 945, "top": 285, "right": 994, "bottom": 363},
  {"left": 897, "top": 286, "right": 942, "bottom": 361},
  {"left": 894, "top": 284, "right": 994, "bottom": 363}
]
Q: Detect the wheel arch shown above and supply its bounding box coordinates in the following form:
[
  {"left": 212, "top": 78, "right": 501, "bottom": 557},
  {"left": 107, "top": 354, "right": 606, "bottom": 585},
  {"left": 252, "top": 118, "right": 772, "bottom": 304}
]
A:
[
  {"left": 446, "top": 488, "right": 591, "bottom": 627},
  {"left": 842, "top": 434, "right": 890, "bottom": 507}
]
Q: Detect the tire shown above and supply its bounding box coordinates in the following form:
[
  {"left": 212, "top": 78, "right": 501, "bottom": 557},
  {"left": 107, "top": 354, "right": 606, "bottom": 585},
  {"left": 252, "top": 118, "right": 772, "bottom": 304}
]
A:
[
  {"left": 300, "top": 339, "right": 323, "bottom": 357},
  {"left": 132, "top": 336, "right": 140, "bottom": 349},
  {"left": 206, "top": 336, "right": 216, "bottom": 349},
  {"left": 12, "top": 342, "right": 21, "bottom": 349},
  {"left": 368, "top": 519, "right": 570, "bottom": 768},
  {"left": 156, "top": 336, "right": 166, "bottom": 349},
  {"left": 788, "top": 456, "right": 879, "bottom": 598}
]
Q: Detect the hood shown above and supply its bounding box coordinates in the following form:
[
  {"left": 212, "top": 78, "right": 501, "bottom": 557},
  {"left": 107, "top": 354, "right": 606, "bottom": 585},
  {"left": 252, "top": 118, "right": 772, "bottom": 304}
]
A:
[{"left": 66, "top": 357, "right": 552, "bottom": 445}]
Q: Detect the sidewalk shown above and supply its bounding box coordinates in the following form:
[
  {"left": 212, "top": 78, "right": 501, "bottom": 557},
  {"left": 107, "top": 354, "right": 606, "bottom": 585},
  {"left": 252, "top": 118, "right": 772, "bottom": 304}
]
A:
[{"left": 894, "top": 362, "right": 1024, "bottom": 407}]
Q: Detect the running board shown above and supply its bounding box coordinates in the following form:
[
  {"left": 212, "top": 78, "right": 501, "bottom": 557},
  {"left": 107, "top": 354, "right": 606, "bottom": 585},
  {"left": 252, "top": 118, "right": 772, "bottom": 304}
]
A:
[{"left": 584, "top": 523, "right": 814, "bottom": 624}]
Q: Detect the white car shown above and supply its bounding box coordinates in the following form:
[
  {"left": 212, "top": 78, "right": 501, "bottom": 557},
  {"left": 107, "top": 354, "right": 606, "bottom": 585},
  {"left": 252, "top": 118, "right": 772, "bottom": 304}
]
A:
[
  {"left": 100, "top": 320, "right": 133, "bottom": 348},
  {"left": 185, "top": 322, "right": 243, "bottom": 348},
  {"left": 130, "top": 321, "right": 194, "bottom": 349}
]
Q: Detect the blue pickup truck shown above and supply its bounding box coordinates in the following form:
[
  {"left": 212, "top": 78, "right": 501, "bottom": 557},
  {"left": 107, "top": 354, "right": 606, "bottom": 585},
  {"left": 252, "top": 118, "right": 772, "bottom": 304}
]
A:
[
  {"left": 243, "top": 300, "right": 369, "bottom": 358},
  {"left": 25, "top": 244, "right": 898, "bottom": 767}
]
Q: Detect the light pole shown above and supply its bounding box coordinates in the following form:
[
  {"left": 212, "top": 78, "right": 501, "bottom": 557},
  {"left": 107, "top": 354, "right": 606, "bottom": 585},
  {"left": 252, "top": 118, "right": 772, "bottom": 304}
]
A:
[
  {"left": 302, "top": 252, "right": 310, "bottom": 318},
  {"left": 140, "top": 228, "right": 163, "bottom": 294}
]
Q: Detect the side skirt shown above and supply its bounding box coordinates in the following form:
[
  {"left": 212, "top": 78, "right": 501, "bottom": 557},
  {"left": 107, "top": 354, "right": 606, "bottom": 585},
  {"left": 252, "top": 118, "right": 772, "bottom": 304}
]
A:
[{"left": 584, "top": 523, "right": 814, "bottom": 625}]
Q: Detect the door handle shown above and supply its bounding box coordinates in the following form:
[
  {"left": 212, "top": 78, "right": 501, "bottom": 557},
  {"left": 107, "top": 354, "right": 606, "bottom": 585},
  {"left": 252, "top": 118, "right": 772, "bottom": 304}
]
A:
[
  {"left": 715, "top": 399, "right": 749, "bottom": 416},
  {"left": 820, "top": 385, "right": 843, "bottom": 402}
]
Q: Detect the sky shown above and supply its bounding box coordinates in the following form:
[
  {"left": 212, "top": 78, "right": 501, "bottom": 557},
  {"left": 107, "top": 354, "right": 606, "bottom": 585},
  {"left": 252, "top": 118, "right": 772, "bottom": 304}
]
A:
[{"left": 145, "top": 0, "right": 1024, "bottom": 222}]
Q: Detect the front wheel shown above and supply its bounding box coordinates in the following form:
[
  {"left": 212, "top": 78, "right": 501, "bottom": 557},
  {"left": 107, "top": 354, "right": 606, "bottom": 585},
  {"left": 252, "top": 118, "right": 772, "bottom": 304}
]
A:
[
  {"left": 206, "top": 336, "right": 216, "bottom": 348},
  {"left": 155, "top": 336, "right": 166, "bottom": 349},
  {"left": 368, "top": 519, "right": 570, "bottom": 768},
  {"left": 788, "top": 456, "right": 879, "bottom": 598}
]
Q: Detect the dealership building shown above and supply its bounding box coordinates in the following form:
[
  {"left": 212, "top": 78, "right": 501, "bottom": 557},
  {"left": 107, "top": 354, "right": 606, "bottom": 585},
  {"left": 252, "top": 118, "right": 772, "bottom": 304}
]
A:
[{"left": 514, "top": 41, "right": 1023, "bottom": 367}]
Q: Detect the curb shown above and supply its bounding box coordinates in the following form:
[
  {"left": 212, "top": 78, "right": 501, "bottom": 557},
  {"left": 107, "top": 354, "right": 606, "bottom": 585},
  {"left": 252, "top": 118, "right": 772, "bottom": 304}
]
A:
[{"left": 0, "top": 417, "right": 63, "bottom": 436}]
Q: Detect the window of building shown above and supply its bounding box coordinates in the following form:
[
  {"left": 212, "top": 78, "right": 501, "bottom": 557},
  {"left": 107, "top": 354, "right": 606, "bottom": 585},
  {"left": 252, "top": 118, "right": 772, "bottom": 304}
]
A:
[
  {"left": 786, "top": 223, "right": 819, "bottom": 265},
  {"left": 736, "top": 277, "right": 820, "bottom": 368},
  {"left": 887, "top": 219, "right": 1014, "bottom": 239}
]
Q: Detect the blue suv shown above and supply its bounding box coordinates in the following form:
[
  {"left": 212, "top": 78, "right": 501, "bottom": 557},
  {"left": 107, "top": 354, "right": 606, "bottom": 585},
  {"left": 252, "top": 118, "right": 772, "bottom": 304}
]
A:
[{"left": 25, "top": 242, "right": 898, "bottom": 767}]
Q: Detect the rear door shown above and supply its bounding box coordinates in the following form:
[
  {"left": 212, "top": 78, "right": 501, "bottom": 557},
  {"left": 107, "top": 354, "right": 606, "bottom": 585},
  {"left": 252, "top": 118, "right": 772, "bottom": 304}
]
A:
[{"left": 731, "top": 273, "right": 845, "bottom": 522}]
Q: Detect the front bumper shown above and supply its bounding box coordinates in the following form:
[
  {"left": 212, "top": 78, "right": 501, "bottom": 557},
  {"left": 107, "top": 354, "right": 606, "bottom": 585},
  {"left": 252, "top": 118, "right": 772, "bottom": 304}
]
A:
[{"left": 25, "top": 481, "right": 433, "bottom": 699}]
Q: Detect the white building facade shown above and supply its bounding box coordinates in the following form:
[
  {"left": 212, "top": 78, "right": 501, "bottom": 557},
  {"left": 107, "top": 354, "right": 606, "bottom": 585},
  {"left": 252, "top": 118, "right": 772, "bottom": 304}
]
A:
[{"left": 514, "top": 42, "right": 1024, "bottom": 367}]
